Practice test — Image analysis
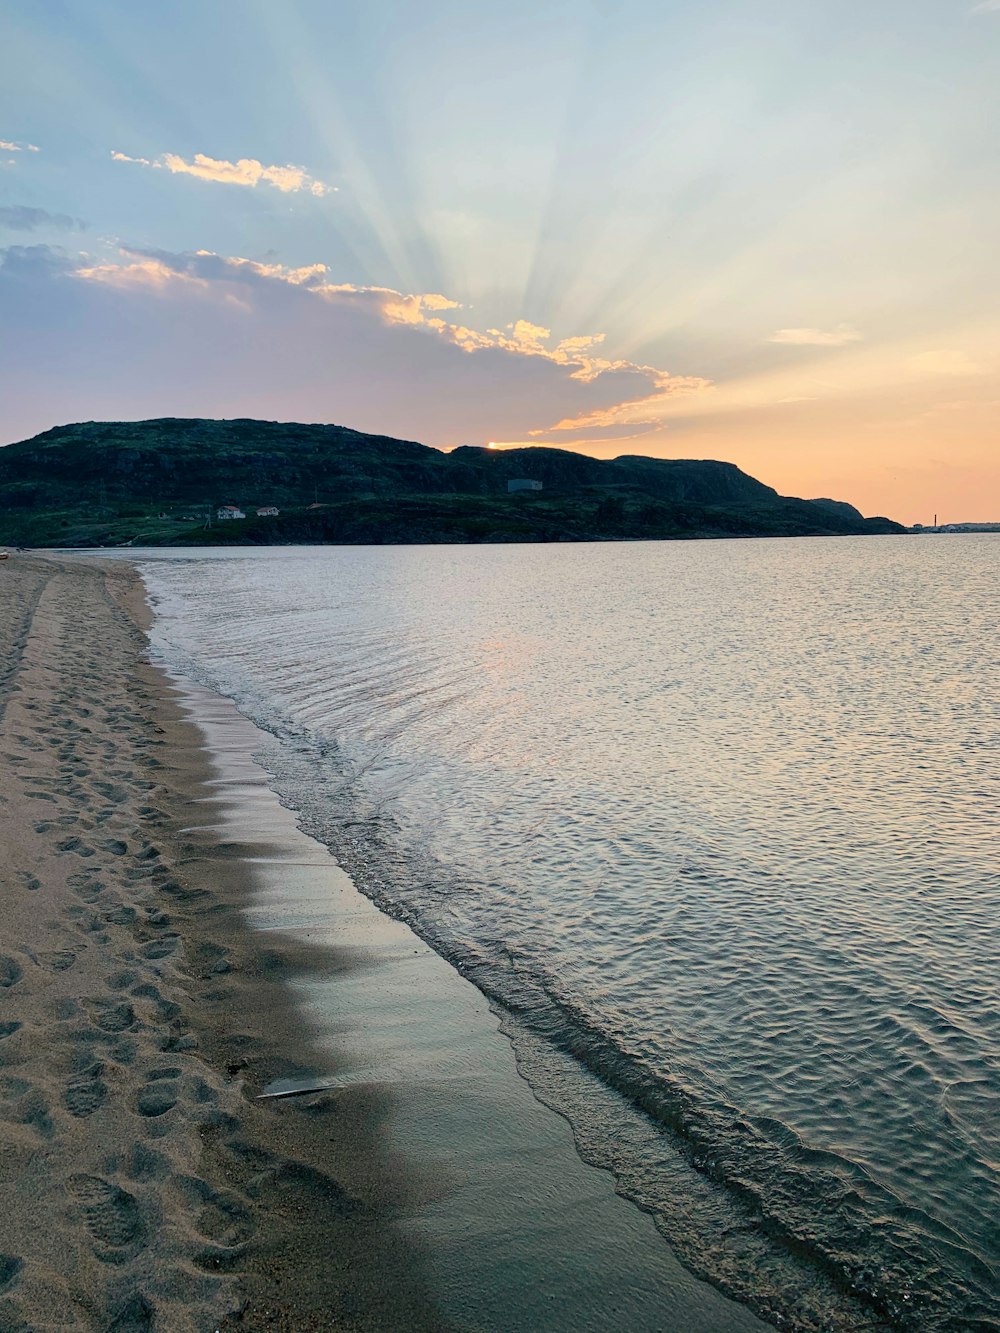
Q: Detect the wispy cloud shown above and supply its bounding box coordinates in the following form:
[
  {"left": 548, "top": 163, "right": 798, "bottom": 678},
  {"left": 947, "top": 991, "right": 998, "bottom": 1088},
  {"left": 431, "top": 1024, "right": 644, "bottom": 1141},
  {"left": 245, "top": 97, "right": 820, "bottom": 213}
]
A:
[
  {"left": 768, "top": 324, "right": 863, "bottom": 347},
  {"left": 0, "top": 205, "right": 85, "bottom": 233},
  {"left": 970, "top": 0, "right": 1000, "bottom": 13},
  {"left": 73, "top": 247, "right": 702, "bottom": 400},
  {"left": 0, "top": 242, "right": 709, "bottom": 447},
  {"left": 111, "top": 150, "right": 334, "bottom": 196},
  {"left": 0, "top": 139, "right": 39, "bottom": 152},
  {"left": 76, "top": 249, "right": 459, "bottom": 323}
]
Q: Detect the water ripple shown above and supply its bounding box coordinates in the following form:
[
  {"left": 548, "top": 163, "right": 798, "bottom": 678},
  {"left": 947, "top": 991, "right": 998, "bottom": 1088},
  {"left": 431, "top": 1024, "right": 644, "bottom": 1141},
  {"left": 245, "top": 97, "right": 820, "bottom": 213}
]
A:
[{"left": 142, "top": 536, "right": 1000, "bottom": 1330}]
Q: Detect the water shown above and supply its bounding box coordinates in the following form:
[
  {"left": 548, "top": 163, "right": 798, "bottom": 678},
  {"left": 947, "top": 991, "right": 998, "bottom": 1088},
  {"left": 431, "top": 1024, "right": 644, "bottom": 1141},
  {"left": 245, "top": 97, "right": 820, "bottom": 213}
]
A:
[{"left": 138, "top": 535, "right": 1000, "bottom": 1330}]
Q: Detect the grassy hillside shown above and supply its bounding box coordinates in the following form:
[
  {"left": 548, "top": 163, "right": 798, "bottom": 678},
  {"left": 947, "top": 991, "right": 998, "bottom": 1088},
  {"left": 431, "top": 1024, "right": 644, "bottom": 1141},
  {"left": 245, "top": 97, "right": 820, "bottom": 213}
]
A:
[{"left": 0, "top": 417, "right": 905, "bottom": 546}]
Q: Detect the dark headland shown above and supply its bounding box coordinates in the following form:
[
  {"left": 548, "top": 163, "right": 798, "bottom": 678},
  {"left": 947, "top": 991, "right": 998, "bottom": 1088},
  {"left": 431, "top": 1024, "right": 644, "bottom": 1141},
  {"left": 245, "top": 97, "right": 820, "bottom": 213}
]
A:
[{"left": 0, "top": 417, "right": 904, "bottom": 547}]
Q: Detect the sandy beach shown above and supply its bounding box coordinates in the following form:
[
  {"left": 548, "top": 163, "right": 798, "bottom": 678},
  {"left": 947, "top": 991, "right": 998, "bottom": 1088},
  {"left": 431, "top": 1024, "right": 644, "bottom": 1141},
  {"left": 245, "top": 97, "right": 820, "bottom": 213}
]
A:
[
  {"left": 0, "top": 553, "right": 769, "bottom": 1333},
  {"left": 0, "top": 555, "right": 446, "bottom": 1331}
]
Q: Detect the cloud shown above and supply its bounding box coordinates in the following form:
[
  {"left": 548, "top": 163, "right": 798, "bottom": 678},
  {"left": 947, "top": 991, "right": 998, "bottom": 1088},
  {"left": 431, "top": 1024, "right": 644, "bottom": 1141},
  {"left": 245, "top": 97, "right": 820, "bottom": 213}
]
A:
[
  {"left": 74, "top": 246, "right": 693, "bottom": 393},
  {"left": 520, "top": 422, "right": 662, "bottom": 446},
  {"left": 112, "top": 149, "right": 334, "bottom": 195},
  {"left": 0, "top": 139, "right": 39, "bottom": 152},
  {"left": 970, "top": 0, "right": 1000, "bottom": 12},
  {"left": 0, "top": 205, "right": 85, "bottom": 233},
  {"left": 533, "top": 370, "right": 710, "bottom": 437},
  {"left": 768, "top": 324, "right": 863, "bottom": 347},
  {"left": 75, "top": 249, "right": 462, "bottom": 325},
  {"left": 0, "top": 243, "right": 70, "bottom": 271},
  {"left": 0, "top": 242, "right": 710, "bottom": 448},
  {"left": 507, "top": 320, "right": 551, "bottom": 349}
]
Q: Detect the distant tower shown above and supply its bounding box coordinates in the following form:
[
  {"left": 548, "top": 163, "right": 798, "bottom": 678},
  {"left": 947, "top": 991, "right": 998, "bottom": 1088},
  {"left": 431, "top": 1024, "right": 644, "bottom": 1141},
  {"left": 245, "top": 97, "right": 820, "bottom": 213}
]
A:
[{"left": 934, "top": 512, "right": 938, "bottom": 528}]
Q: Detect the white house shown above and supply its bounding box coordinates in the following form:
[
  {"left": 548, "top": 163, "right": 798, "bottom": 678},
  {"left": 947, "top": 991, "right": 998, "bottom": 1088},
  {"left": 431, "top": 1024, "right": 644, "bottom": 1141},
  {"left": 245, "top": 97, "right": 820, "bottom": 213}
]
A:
[
  {"left": 217, "top": 505, "right": 245, "bottom": 521},
  {"left": 256, "top": 505, "right": 280, "bottom": 517},
  {"left": 507, "top": 479, "right": 543, "bottom": 493}
]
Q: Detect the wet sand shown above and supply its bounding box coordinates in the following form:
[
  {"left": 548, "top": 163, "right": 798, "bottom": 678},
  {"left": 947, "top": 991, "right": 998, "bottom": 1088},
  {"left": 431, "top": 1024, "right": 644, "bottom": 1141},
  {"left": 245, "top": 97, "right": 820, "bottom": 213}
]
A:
[{"left": 0, "top": 554, "right": 768, "bottom": 1331}]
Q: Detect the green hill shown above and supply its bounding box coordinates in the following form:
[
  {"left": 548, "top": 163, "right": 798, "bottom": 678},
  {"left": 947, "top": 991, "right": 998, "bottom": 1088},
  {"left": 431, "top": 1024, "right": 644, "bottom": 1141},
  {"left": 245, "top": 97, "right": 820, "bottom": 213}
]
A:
[{"left": 0, "top": 417, "right": 904, "bottom": 547}]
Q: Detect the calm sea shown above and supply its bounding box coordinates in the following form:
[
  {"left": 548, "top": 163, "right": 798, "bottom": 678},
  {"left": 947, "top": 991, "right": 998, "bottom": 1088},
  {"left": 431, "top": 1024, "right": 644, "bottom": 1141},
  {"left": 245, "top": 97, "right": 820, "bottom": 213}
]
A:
[{"left": 139, "top": 536, "right": 999, "bottom": 1330}]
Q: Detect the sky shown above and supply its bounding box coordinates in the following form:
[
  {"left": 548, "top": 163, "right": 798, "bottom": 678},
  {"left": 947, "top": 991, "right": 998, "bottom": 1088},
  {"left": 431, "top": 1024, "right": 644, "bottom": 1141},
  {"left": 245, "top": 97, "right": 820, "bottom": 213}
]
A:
[{"left": 1, "top": 1, "right": 998, "bottom": 523}]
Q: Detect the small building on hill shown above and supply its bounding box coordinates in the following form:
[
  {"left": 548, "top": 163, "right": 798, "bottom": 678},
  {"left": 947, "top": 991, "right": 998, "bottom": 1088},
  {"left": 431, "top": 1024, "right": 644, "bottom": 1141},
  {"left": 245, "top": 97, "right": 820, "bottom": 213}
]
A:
[
  {"left": 217, "top": 504, "right": 245, "bottom": 521},
  {"left": 508, "top": 479, "right": 543, "bottom": 493},
  {"left": 256, "top": 505, "right": 280, "bottom": 517}
]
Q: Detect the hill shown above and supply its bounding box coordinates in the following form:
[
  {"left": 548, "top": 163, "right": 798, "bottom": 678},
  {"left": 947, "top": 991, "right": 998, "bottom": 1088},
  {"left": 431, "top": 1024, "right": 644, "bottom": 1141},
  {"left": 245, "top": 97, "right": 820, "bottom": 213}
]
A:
[{"left": 0, "top": 418, "right": 904, "bottom": 547}]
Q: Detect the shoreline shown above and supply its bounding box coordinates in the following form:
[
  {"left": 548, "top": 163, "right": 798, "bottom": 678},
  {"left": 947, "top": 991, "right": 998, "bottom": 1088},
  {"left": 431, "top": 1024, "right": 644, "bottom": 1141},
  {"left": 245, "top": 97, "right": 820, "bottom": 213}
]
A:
[
  {"left": 0, "top": 555, "right": 445, "bottom": 1330},
  {"left": 0, "top": 554, "right": 767, "bottom": 1331}
]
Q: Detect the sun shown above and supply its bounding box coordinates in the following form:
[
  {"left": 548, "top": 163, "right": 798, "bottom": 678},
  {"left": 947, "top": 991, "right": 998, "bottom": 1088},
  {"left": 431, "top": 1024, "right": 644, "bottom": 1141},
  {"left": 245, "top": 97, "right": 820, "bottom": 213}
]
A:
[{"left": 487, "top": 440, "right": 499, "bottom": 449}]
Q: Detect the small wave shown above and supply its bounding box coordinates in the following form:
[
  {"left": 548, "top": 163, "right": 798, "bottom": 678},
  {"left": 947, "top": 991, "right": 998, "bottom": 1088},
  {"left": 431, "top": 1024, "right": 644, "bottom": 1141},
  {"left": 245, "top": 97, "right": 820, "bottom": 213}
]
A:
[{"left": 251, "top": 724, "right": 1000, "bottom": 1332}]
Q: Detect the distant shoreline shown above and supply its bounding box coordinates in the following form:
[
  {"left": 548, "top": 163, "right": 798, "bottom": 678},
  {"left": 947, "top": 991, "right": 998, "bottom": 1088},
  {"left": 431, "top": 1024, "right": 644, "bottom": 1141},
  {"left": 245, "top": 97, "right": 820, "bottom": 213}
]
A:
[{"left": 0, "top": 416, "right": 905, "bottom": 548}]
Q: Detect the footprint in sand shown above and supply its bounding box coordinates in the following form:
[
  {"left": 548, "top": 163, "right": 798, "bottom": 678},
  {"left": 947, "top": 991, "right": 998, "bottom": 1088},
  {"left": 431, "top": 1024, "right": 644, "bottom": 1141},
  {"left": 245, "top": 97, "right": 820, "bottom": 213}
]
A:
[
  {"left": 72, "top": 880, "right": 107, "bottom": 905},
  {"left": 108, "top": 1036, "right": 137, "bottom": 1067},
  {"left": 14, "top": 871, "right": 41, "bottom": 892},
  {"left": 65, "top": 1174, "right": 145, "bottom": 1261},
  {"left": 104, "top": 905, "right": 139, "bottom": 927},
  {"left": 39, "top": 949, "right": 77, "bottom": 972},
  {"left": 0, "top": 1077, "right": 53, "bottom": 1139},
  {"left": 0, "top": 955, "right": 24, "bottom": 989},
  {"left": 63, "top": 1063, "right": 109, "bottom": 1119},
  {"left": 92, "top": 781, "right": 129, "bottom": 805},
  {"left": 140, "top": 936, "right": 181, "bottom": 961},
  {"left": 174, "top": 1175, "right": 255, "bottom": 1249},
  {"left": 129, "top": 981, "right": 175, "bottom": 1014},
  {"left": 124, "top": 866, "right": 161, "bottom": 883},
  {"left": 227, "top": 1141, "right": 360, "bottom": 1221},
  {"left": 107, "top": 970, "right": 140, "bottom": 992},
  {"left": 126, "top": 1142, "right": 169, "bottom": 1184},
  {"left": 0, "top": 1252, "right": 23, "bottom": 1294},
  {"left": 134, "top": 1069, "right": 180, "bottom": 1119},
  {"left": 76, "top": 912, "right": 109, "bottom": 940},
  {"left": 106, "top": 1291, "right": 156, "bottom": 1332},
  {"left": 55, "top": 836, "right": 95, "bottom": 858},
  {"left": 85, "top": 1000, "right": 137, "bottom": 1034}
]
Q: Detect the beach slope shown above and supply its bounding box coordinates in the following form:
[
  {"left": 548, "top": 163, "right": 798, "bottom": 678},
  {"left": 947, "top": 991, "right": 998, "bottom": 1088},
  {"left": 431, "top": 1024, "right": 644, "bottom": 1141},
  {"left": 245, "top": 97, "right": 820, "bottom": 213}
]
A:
[{"left": 0, "top": 556, "right": 442, "bottom": 1331}]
